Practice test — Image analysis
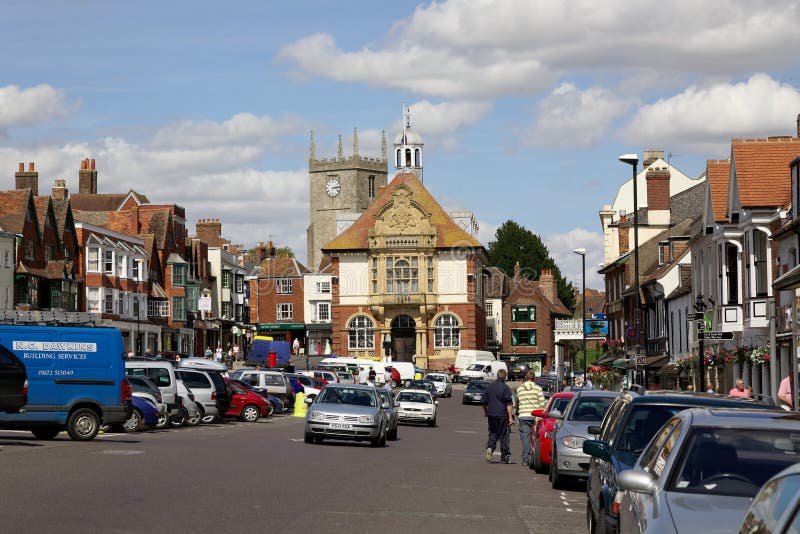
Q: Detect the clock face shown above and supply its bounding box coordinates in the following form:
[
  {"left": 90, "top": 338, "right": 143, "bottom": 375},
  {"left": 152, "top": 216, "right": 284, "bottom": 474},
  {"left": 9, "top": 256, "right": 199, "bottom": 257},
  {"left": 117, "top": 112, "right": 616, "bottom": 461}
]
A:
[{"left": 325, "top": 178, "right": 341, "bottom": 197}]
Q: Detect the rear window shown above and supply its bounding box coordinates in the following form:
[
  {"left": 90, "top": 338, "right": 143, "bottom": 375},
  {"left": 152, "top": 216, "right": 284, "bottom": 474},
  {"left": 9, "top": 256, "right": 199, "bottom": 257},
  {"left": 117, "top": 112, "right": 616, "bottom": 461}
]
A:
[
  {"left": 547, "top": 397, "right": 571, "bottom": 416},
  {"left": 176, "top": 371, "right": 211, "bottom": 389},
  {"left": 127, "top": 367, "right": 171, "bottom": 387},
  {"left": 615, "top": 405, "right": 683, "bottom": 464},
  {"left": 264, "top": 374, "right": 284, "bottom": 386}
]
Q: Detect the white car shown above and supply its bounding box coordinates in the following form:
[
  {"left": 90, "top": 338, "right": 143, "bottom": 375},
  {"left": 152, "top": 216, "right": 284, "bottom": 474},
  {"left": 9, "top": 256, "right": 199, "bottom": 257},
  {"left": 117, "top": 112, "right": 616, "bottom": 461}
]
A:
[
  {"left": 395, "top": 389, "right": 437, "bottom": 426},
  {"left": 423, "top": 373, "right": 453, "bottom": 397}
]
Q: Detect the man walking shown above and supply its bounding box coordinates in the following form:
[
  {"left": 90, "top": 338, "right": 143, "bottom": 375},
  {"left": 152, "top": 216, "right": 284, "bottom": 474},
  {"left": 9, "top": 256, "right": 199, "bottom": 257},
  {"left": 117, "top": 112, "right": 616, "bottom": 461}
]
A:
[
  {"left": 483, "top": 369, "right": 514, "bottom": 464},
  {"left": 515, "top": 370, "right": 545, "bottom": 467}
]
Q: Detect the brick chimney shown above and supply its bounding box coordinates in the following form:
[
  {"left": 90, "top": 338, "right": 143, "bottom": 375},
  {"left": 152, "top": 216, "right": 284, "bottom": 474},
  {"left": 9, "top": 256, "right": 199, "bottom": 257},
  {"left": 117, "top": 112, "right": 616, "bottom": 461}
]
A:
[
  {"left": 646, "top": 165, "right": 671, "bottom": 226},
  {"left": 78, "top": 158, "right": 97, "bottom": 194},
  {"left": 618, "top": 210, "right": 629, "bottom": 256},
  {"left": 643, "top": 149, "right": 664, "bottom": 167},
  {"left": 539, "top": 268, "right": 557, "bottom": 304},
  {"left": 671, "top": 238, "right": 689, "bottom": 260},
  {"left": 513, "top": 261, "right": 521, "bottom": 281},
  {"left": 51, "top": 179, "right": 68, "bottom": 200},
  {"left": 196, "top": 218, "right": 222, "bottom": 245},
  {"left": 15, "top": 162, "right": 39, "bottom": 196}
]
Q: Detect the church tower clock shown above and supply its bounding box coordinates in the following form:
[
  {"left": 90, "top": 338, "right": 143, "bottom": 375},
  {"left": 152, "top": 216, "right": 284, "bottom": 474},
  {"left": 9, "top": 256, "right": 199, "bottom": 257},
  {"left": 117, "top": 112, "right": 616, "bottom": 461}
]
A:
[{"left": 307, "top": 129, "right": 388, "bottom": 270}]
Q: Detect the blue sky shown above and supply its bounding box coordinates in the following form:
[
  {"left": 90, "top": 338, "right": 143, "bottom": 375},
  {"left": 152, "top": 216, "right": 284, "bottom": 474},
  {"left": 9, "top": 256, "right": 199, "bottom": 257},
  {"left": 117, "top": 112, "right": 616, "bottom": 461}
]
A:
[{"left": 3, "top": 1, "right": 800, "bottom": 289}]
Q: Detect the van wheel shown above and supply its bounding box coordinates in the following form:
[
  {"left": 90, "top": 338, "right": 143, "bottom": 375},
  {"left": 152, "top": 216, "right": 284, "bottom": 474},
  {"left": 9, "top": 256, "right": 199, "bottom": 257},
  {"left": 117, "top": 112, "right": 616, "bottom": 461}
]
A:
[
  {"left": 31, "top": 426, "right": 61, "bottom": 440},
  {"left": 67, "top": 408, "right": 100, "bottom": 441},
  {"left": 240, "top": 405, "right": 260, "bottom": 423}
]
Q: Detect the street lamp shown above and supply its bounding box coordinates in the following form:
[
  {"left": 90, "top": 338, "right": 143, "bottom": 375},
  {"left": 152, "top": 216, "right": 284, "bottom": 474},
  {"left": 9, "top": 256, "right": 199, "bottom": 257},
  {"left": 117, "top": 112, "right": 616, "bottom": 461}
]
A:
[
  {"left": 619, "top": 153, "right": 641, "bottom": 385},
  {"left": 134, "top": 258, "right": 144, "bottom": 356},
  {"left": 574, "top": 248, "right": 587, "bottom": 379}
]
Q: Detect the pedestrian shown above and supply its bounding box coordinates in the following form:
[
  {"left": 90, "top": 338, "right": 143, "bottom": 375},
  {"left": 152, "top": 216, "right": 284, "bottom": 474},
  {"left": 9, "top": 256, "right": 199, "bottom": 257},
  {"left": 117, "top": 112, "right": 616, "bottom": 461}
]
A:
[
  {"left": 483, "top": 369, "right": 514, "bottom": 464},
  {"left": 728, "top": 378, "right": 749, "bottom": 398},
  {"left": 214, "top": 346, "right": 223, "bottom": 363},
  {"left": 779, "top": 373, "right": 794, "bottom": 410},
  {"left": 685, "top": 384, "right": 694, "bottom": 392},
  {"left": 205, "top": 346, "right": 212, "bottom": 359},
  {"left": 560, "top": 379, "right": 568, "bottom": 392},
  {"left": 706, "top": 383, "right": 714, "bottom": 393},
  {"left": 368, "top": 367, "right": 377, "bottom": 384},
  {"left": 514, "top": 370, "right": 545, "bottom": 467},
  {"left": 353, "top": 366, "right": 360, "bottom": 384}
]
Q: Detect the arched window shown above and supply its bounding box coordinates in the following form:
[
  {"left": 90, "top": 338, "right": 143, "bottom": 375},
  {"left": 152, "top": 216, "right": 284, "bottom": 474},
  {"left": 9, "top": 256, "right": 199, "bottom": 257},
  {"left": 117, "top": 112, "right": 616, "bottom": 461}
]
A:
[
  {"left": 348, "top": 315, "right": 374, "bottom": 350},
  {"left": 386, "top": 256, "right": 418, "bottom": 294},
  {"left": 396, "top": 149, "right": 401, "bottom": 168},
  {"left": 405, "top": 148, "right": 412, "bottom": 167},
  {"left": 414, "top": 148, "right": 421, "bottom": 167},
  {"left": 434, "top": 314, "right": 460, "bottom": 348}
]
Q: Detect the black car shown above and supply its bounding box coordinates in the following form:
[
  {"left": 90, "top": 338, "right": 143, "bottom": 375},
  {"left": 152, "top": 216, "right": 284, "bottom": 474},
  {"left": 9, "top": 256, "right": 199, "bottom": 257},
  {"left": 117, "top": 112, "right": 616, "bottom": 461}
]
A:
[
  {"left": 462, "top": 380, "right": 489, "bottom": 405},
  {"left": 0, "top": 345, "right": 27, "bottom": 413},
  {"left": 126, "top": 375, "right": 163, "bottom": 403},
  {"left": 534, "top": 377, "right": 558, "bottom": 398}
]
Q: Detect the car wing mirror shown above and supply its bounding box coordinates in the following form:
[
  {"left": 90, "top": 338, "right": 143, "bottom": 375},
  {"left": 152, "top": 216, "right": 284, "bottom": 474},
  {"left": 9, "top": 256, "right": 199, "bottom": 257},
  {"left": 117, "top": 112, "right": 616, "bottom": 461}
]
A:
[
  {"left": 617, "top": 469, "right": 657, "bottom": 495},
  {"left": 531, "top": 409, "right": 545, "bottom": 418},
  {"left": 304, "top": 397, "right": 314, "bottom": 405},
  {"left": 394, "top": 402, "right": 400, "bottom": 408},
  {"left": 548, "top": 410, "right": 563, "bottom": 420},
  {"left": 588, "top": 425, "right": 602, "bottom": 436},
  {"left": 583, "top": 439, "right": 611, "bottom": 461},
  {"left": 381, "top": 402, "right": 390, "bottom": 409},
  {"left": 434, "top": 400, "right": 439, "bottom": 405}
]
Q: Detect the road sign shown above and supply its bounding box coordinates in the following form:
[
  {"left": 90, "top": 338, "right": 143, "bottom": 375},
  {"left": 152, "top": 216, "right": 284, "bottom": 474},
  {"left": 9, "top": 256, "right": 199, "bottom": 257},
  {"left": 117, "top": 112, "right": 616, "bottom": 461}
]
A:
[
  {"left": 625, "top": 325, "right": 637, "bottom": 340},
  {"left": 698, "top": 331, "right": 734, "bottom": 340},
  {"left": 688, "top": 312, "right": 705, "bottom": 320},
  {"left": 696, "top": 320, "right": 706, "bottom": 331},
  {"left": 635, "top": 356, "right": 646, "bottom": 365}
]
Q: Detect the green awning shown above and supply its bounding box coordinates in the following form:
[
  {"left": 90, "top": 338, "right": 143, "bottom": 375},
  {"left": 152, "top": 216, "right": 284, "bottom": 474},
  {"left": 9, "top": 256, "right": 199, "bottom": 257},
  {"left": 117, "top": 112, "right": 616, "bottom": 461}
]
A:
[{"left": 257, "top": 323, "right": 305, "bottom": 331}]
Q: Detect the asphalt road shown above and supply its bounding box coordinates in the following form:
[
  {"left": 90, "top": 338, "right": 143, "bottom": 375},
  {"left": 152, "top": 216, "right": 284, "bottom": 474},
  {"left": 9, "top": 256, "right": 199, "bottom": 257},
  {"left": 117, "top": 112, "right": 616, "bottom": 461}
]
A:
[{"left": 0, "top": 383, "right": 586, "bottom": 534}]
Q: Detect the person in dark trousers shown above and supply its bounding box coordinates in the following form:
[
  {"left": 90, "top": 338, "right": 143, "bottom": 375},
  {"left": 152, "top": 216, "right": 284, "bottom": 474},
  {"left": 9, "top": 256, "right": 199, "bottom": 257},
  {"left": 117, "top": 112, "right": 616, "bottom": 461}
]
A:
[{"left": 483, "top": 369, "right": 514, "bottom": 464}]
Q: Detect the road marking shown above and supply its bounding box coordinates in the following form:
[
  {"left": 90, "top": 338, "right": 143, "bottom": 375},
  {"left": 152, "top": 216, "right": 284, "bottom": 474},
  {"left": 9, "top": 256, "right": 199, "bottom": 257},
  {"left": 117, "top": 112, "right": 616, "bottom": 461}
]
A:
[
  {"left": 322, "top": 510, "right": 517, "bottom": 523},
  {"left": 289, "top": 438, "right": 304, "bottom": 442},
  {"left": 566, "top": 508, "right": 573, "bottom": 512},
  {"left": 94, "top": 449, "right": 144, "bottom": 455}
]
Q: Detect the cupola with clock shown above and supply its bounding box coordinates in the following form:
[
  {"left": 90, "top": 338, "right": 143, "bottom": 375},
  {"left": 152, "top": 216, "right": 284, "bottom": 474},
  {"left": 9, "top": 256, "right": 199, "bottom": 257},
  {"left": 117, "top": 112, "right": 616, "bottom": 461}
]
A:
[{"left": 307, "top": 128, "right": 388, "bottom": 270}]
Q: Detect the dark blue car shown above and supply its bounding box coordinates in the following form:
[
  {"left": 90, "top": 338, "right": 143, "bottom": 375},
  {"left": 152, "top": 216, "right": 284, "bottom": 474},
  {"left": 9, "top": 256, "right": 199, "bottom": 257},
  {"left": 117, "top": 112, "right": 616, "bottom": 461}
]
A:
[
  {"left": 125, "top": 396, "right": 159, "bottom": 432},
  {"left": 462, "top": 380, "right": 489, "bottom": 405}
]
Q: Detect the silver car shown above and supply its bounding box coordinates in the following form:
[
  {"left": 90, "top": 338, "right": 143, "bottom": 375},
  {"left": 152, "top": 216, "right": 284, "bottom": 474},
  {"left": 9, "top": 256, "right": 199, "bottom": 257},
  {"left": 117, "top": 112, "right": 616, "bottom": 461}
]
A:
[
  {"left": 423, "top": 373, "right": 453, "bottom": 397},
  {"left": 304, "top": 384, "right": 389, "bottom": 447},
  {"left": 740, "top": 462, "right": 800, "bottom": 533},
  {"left": 618, "top": 408, "right": 800, "bottom": 534},
  {"left": 377, "top": 388, "right": 399, "bottom": 441},
  {"left": 549, "top": 390, "right": 617, "bottom": 489}
]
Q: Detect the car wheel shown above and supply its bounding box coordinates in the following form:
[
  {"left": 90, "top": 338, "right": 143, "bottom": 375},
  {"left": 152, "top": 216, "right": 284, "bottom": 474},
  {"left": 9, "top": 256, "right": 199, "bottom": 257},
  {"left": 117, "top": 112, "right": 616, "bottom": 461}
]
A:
[
  {"left": 532, "top": 441, "right": 543, "bottom": 473},
  {"left": 155, "top": 411, "right": 169, "bottom": 429},
  {"left": 66, "top": 408, "right": 100, "bottom": 441},
  {"left": 592, "top": 505, "right": 607, "bottom": 534},
  {"left": 428, "top": 416, "right": 436, "bottom": 427},
  {"left": 170, "top": 408, "right": 188, "bottom": 427},
  {"left": 371, "top": 427, "right": 384, "bottom": 448},
  {"left": 379, "top": 427, "right": 387, "bottom": 447},
  {"left": 388, "top": 425, "right": 398, "bottom": 440},
  {"left": 304, "top": 430, "right": 313, "bottom": 444},
  {"left": 123, "top": 409, "right": 144, "bottom": 432},
  {"left": 187, "top": 409, "right": 202, "bottom": 426},
  {"left": 31, "top": 426, "right": 61, "bottom": 440},
  {"left": 550, "top": 449, "right": 565, "bottom": 489},
  {"left": 240, "top": 404, "right": 260, "bottom": 423}
]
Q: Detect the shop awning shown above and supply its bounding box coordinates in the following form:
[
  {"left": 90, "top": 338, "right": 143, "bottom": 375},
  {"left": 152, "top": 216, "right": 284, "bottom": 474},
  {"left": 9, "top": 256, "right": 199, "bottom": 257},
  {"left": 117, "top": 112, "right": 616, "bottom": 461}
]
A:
[
  {"left": 656, "top": 363, "right": 679, "bottom": 376},
  {"left": 257, "top": 323, "right": 305, "bottom": 331}
]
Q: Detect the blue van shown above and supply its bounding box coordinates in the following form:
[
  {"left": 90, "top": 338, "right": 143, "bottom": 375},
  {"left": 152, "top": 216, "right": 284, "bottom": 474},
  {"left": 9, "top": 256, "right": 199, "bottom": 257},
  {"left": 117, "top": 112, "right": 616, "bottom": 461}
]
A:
[{"left": 0, "top": 325, "right": 132, "bottom": 441}]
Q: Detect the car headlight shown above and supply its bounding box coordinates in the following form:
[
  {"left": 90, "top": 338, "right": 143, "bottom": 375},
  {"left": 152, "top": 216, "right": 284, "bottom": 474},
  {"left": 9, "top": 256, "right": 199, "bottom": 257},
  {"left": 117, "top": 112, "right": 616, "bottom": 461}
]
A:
[
  {"left": 422, "top": 408, "right": 433, "bottom": 414},
  {"left": 310, "top": 411, "right": 326, "bottom": 421},
  {"left": 358, "top": 415, "right": 375, "bottom": 424},
  {"left": 562, "top": 435, "right": 586, "bottom": 449}
]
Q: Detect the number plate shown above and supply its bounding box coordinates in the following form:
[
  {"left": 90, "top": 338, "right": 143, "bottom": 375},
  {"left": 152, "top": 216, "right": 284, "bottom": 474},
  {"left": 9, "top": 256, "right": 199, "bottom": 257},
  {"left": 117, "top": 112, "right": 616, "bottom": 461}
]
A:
[{"left": 330, "top": 423, "right": 353, "bottom": 430}]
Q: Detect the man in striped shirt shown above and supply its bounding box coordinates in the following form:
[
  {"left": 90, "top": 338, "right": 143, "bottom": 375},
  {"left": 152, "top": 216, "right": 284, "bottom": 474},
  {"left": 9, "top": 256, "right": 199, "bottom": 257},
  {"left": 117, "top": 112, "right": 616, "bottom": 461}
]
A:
[{"left": 514, "top": 370, "right": 546, "bottom": 467}]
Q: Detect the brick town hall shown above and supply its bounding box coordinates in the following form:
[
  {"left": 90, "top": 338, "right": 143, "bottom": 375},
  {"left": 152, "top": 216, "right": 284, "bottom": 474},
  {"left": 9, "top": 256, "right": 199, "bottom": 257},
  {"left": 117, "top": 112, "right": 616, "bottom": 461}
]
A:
[{"left": 308, "top": 109, "right": 486, "bottom": 370}]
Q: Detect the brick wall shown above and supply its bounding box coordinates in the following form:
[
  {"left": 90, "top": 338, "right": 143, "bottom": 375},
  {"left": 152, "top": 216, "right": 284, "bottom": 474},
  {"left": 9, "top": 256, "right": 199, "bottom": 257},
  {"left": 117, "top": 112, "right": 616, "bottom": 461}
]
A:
[
  {"left": 252, "top": 276, "right": 306, "bottom": 325},
  {"left": 646, "top": 168, "right": 671, "bottom": 211}
]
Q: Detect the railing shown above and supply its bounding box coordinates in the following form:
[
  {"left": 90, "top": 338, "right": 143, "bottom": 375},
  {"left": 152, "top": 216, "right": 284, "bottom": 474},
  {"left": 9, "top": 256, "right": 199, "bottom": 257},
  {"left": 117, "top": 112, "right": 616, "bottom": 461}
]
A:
[{"left": 0, "top": 310, "right": 108, "bottom": 326}]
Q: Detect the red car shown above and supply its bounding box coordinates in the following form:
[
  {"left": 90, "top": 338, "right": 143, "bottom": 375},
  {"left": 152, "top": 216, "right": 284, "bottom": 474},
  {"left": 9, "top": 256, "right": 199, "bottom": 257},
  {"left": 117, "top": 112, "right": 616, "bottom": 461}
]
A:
[
  {"left": 224, "top": 378, "right": 273, "bottom": 423},
  {"left": 529, "top": 392, "right": 574, "bottom": 473}
]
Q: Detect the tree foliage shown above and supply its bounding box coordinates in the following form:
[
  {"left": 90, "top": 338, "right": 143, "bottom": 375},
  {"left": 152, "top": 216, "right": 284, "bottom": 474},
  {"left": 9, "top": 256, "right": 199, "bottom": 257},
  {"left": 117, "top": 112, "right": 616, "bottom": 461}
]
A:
[{"left": 487, "top": 220, "right": 576, "bottom": 312}]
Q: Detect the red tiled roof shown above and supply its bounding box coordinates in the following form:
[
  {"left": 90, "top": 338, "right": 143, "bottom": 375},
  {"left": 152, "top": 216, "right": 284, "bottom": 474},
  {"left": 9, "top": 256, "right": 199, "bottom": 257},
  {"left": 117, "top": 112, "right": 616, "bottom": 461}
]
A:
[
  {"left": 732, "top": 137, "right": 800, "bottom": 207},
  {"left": 33, "top": 196, "right": 51, "bottom": 234},
  {"left": 0, "top": 189, "right": 32, "bottom": 234},
  {"left": 323, "top": 173, "right": 482, "bottom": 251},
  {"left": 257, "top": 256, "right": 310, "bottom": 278},
  {"left": 707, "top": 159, "right": 730, "bottom": 222},
  {"left": 69, "top": 193, "right": 128, "bottom": 212}
]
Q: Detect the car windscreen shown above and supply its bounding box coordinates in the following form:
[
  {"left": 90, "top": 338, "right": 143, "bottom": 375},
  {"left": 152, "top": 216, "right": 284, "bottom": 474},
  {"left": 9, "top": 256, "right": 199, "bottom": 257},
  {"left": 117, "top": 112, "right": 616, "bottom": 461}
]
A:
[
  {"left": 398, "top": 392, "right": 432, "bottom": 404},
  {"left": 425, "top": 375, "right": 445, "bottom": 382},
  {"left": 127, "top": 367, "right": 171, "bottom": 387},
  {"left": 466, "top": 364, "right": 485, "bottom": 371},
  {"left": 548, "top": 397, "right": 571, "bottom": 416},
  {"left": 318, "top": 388, "right": 377, "bottom": 407},
  {"left": 467, "top": 381, "right": 488, "bottom": 390},
  {"left": 615, "top": 405, "right": 683, "bottom": 464},
  {"left": 569, "top": 397, "right": 615, "bottom": 421},
  {"left": 669, "top": 427, "right": 800, "bottom": 497}
]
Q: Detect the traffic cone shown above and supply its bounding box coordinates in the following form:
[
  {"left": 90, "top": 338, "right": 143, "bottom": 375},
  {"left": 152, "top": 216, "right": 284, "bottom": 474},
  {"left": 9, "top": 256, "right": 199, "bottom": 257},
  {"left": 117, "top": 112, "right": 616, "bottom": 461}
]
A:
[{"left": 293, "top": 392, "right": 307, "bottom": 418}]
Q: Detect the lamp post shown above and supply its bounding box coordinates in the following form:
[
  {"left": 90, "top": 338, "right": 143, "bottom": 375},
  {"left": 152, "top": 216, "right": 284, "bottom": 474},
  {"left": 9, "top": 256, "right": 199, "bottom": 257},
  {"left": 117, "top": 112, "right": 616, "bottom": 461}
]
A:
[
  {"left": 574, "top": 248, "right": 587, "bottom": 378},
  {"left": 619, "top": 154, "right": 641, "bottom": 385},
  {"left": 134, "top": 258, "right": 144, "bottom": 356},
  {"left": 383, "top": 333, "right": 392, "bottom": 363}
]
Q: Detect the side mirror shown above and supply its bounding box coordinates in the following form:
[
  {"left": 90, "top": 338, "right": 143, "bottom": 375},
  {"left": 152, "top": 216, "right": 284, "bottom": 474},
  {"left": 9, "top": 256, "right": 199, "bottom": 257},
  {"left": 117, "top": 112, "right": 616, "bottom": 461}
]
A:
[
  {"left": 548, "top": 410, "right": 563, "bottom": 420},
  {"left": 394, "top": 402, "right": 400, "bottom": 408},
  {"left": 588, "top": 425, "right": 602, "bottom": 436},
  {"left": 434, "top": 400, "right": 439, "bottom": 405},
  {"left": 381, "top": 402, "right": 390, "bottom": 409},
  {"left": 304, "top": 397, "right": 314, "bottom": 405},
  {"left": 531, "top": 409, "right": 545, "bottom": 418},
  {"left": 583, "top": 439, "right": 611, "bottom": 461},
  {"left": 617, "top": 469, "right": 657, "bottom": 495}
]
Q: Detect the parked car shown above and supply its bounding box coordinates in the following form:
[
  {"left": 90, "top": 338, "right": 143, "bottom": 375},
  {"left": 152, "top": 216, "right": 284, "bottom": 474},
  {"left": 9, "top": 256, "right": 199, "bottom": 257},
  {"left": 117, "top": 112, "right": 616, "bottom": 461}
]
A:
[
  {"left": 0, "top": 344, "right": 27, "bottom": 413},
  {"left": 550, "top": 390, "right": 618, "bottom": 488},
  {"left": 0, "top": 326, "right": 132, "bottom": 441},
  {"left": 126, "top": 360, "right": 182, "bottom": 422},
  {"left": 304, "top": 384, "right": 389, "bottom": 447},
  {"left": 337, "top": 371, "right": 355, "bottom": 383},
  {"left": 617, "top": 409, "right": 800, "bottom": 534},
  {"left": 286, "top": 373, "right": 323, "bottom": 399},
  {"left": 228, "top": 378, "right": 283, "bottom": 414},
  {"left": 530, "top": 392, "right": 574, "bottom": 473},
  {"left": 462, "top": 380, "right": 489, "bottom": 405},
  {"left": 423, "top": 373, "right": 453, "bottom": 397},
  {"left": 507, "top": 361, "right": 530, "bottom": 381},
  {"left": 377, "top": 388, "right": 399, "bottom": 440},
  {"left": 406, "top": 379, "right": 438, "bottom": 399},
  {"left": 535, "top": 376, "right": 558, "bottom": 398},
  {"left": 124, "top": 396, "right": 159, "bottom": 432},
  {"left": 175, "top": 368, "right": 222, "bottom": 424},
  {"left": 459, "top": 360, "right": 508, "bottom": 383},
  {"left": 301, "top": 369, "right": 339, "bottom": 384},
  {"left": 584, "top": 391, "right": 777, "bottom": 534},
  {"left": 229, "top": 369, "right": 294, "bottom": 409},
  {"left": 739, "top": 462, "right": 800, "bottom": 533},
  {"left": 174, "top": 379, "right": 201, "bottom": 427},
  {"left": 126, "top": 375, "right": 169, "bottom": 428},
  {"left": 396, "top": 389, "right": 438, "bottom": 426},
  {"left": 224, "top": 378, "right": 272, "bottom": 422}
]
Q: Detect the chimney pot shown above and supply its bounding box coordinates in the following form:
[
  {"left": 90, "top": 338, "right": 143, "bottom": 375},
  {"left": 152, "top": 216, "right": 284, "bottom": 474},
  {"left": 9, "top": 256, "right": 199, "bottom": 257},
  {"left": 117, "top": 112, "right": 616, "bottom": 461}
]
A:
[
  {"left": 28, "top": 162, "right": 34, "bottom": 172},
  {"left": 91, "top": 159, "right": 95, "bottom": 170},
  {"left": 18, "top": 163, "right": 24, "bottom": 173}
]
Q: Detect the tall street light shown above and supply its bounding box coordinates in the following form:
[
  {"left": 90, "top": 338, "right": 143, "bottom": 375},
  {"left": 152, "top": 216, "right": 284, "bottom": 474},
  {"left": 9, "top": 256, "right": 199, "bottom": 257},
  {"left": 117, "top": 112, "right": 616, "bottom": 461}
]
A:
[
  {"left": 619, "top": 153, "right": 641, "bottom": 385},
  {"left": 574, "top": 248, "right": 587, "bottom": 379}
]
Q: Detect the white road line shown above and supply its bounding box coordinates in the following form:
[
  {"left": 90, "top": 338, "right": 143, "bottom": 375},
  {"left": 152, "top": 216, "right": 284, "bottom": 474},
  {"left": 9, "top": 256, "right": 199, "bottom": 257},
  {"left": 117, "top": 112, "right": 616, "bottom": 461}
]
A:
[
  {"left": 289, "top": 438, "right": 304, "bottom": 442},
  {"left": 454, "top": 430, "right": 477, "bottom": 434},
  {"left": 566, "top": 508, "right": 573, "bottom": 512}
]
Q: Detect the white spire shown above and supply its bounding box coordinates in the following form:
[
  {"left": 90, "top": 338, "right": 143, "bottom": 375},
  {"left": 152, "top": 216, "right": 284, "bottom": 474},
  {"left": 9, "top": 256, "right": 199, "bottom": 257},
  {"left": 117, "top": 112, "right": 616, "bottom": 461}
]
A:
[{"left": 394, "top": 104, "right": 424, "bottom": 182}]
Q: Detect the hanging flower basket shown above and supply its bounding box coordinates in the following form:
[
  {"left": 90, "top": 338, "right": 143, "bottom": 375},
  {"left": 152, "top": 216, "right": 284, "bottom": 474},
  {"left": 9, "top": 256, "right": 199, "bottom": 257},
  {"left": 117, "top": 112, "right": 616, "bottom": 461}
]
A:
[
  {"left": 704, "top": 350, "right": 724, "bottom": 369},
  {"left": 734, "top": 346, "right": 750, "bottom": 365},
  {"left": 750, "top": 346, "right": 770, "bottom": 367},
  {"left": 722, "top": 349, "right": 736, "bottom": 365},
  {"left": 587, "top": 366, "right": 616, "bottom": 390},
  {"left": 675, "top": 356, "right": 696, "bottom": 372}
]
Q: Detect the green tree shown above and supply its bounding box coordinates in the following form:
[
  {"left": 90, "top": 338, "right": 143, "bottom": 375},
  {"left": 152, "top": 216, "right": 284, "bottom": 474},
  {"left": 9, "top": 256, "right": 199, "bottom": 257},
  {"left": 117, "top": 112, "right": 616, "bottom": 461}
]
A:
[{"left": 488, "top": 220, "right": 576, "bottom": 312}]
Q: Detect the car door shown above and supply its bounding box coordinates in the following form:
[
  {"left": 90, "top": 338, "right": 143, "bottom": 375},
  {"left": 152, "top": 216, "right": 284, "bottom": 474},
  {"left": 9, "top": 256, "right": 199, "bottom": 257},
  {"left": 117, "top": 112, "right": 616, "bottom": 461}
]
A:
[
  {"left": 623, "top": 417, "right": 683, "bottom": 533},
  {"left": 176, "top": 370, "right": 216, "bottom": 414},
  {"left": 227, "top": 381, "right": 246, "bottom": 415}
]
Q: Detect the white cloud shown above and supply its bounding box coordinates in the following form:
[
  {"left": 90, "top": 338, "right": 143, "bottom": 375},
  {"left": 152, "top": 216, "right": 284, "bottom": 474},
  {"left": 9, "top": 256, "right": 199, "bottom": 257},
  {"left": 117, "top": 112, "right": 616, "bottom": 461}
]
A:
[
  {"left": 0, "top": 84, "right": 77, "bottom": 130},
  {"left": 405, "top": 99, "right": 492, "bottom": 137},
  {"left": 527, "top": 83, "right": 634, "bottom": 148},
  {"left": 619, "top": 73, "right": 800, "bottom": 153},
  {"left": 278, "top": 1, "right": 800, "bottom": 99},
  {"left": 544, "top": 227, "right": 605, "bottom": 290}
]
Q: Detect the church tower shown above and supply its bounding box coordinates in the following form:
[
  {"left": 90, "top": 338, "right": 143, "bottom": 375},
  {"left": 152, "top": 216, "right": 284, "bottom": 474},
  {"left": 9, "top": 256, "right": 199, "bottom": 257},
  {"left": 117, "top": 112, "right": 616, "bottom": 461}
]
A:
[
  {"left": 307, "top": 129, "right": 388, "bottom": 271},
  {"left": 394, "top": 105, "right": 424, "bottom": 182}
]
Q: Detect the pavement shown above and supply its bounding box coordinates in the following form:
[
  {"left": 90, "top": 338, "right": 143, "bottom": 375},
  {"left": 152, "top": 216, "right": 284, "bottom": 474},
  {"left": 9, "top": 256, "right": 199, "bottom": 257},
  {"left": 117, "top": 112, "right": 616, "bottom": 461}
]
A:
[{"left": 0, "top": 383, "right": 586, "bottom": 534}]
